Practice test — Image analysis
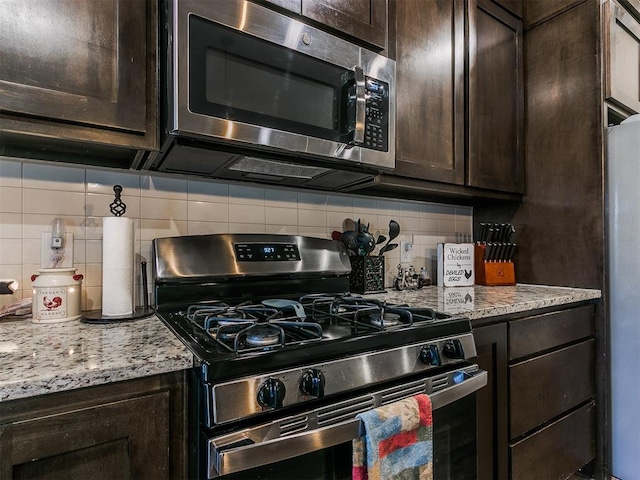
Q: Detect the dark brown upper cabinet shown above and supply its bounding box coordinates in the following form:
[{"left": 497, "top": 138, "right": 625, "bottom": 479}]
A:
[
  {"left": 391, "top": 0, "right": 523, "bottom": 195},
  {"left": 0, "top": 0, "right": 158, "bottom": 152},
  {"left": 263, "top": 0, "right": 388, "bottom": 50},
  {"left": 392, "top": 0, "right": 466, "bottom": 186},
  {"left": 467, "top": 0, "right": 524, "bottom": 193}
]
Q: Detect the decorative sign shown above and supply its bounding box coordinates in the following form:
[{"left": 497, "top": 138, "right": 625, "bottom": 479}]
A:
[
  {"left": 437, "top": 243, "right": 475, "bottom": 287},
  {"left": 438, "top": 287, "right": 475, "bottom": 314}
]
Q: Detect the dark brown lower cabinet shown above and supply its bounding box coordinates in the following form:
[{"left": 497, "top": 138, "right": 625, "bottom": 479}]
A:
[
  {"left": 0, "top": 371, "right": 186, "bottom": 480},
  {"left": 474, "top": 304, "right": 596, "bottom": 479},
  {"left": 474, "top": 322, "right": 509, "bottom": 480}
]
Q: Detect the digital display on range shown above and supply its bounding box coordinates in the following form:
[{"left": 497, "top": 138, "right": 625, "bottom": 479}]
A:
[{"left": 234, "top": 243, "right": 301, "bottom": 261}]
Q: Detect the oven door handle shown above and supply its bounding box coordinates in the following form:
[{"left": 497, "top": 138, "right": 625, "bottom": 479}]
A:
[{"left": 209, "top": 369, "right": 487, "bottom": 478}]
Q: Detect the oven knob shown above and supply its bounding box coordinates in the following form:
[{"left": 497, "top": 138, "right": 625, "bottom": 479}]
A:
[
  {"left": 442, "top": 339, "right": 465, "bottom": 359},
  {"left": 420, "top": 345, "right": 441, "bottom": 366},
  {"left": 300, "top": 369, "right": 325, "bottom": 398},
  {"left": 257, "top": 378, "right": 286, "bottom": 409}
]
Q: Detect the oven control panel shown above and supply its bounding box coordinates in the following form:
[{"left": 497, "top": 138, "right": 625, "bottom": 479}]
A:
[
  {"left": 234, "top": 243, "right": 301, "bottom": 262},
  {"left": 209, "top": 332, "right": 477, "bottom": 426}
]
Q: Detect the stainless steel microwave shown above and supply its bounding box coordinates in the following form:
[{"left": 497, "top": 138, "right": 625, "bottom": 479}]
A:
[{"left": 145, "top": 0, "right": 396, "bottom": 191}]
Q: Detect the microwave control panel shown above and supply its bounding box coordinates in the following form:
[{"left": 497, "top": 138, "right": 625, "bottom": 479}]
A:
[{"left": 363, "top": 78, "right": 389, "bottom": 152}]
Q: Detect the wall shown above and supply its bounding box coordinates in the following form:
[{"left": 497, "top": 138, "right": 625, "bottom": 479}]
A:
[{"left": 0, "top": 158, "right": 472, "bottom": 311}]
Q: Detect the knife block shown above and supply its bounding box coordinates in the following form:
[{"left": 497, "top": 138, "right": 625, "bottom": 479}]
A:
[
  {"left": 349, "top": 256, "right": 386, "bottom": 294},
  {"left": 474, "top": 244, "right": 516, "bottom": 286}
]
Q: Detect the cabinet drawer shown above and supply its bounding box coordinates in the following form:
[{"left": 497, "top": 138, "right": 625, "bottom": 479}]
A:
[
  {"left": 509, "top": 339, "right": 594, "bottom": 439},
  {"left": 510, "top": 401, "right": 595, "bottom": 480},
  {"left": 605, "top": 0, "right": 640, "bottom": 114},
  {"left": 508, "top": 305, "right": 594, "bottom": 360}
]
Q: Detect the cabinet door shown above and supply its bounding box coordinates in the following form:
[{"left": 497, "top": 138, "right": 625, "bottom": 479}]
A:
[
  {"left": 604, "top": 0, "right": 640, "bottom": 114},
  {"left": 0, "top": 393, "right": 171, "bottom": 480},
  {"left": 0, "top": 0, "right": 157, "bottom": 150},
  {"left": 393, "top": 0, "right": 465, "bottom": 185},
  {"left": 468, "top": 0, "right": 524, "bottom": 193},
  {"left": 302, "top": 0, "right": 387, "bottom": 50},
  {"left": 473, "top": 323, "right": 508, "bottom": 480}
]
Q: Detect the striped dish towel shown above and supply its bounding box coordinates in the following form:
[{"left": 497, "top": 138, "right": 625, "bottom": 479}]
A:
[{"left": 352, "top": 394, "right": 433, "bottom": 480}]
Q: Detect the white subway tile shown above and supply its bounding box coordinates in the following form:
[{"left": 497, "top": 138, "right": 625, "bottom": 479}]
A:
[
  {"left": 23, "top": 189, "right": 85, "bottom": 216},
  {"left": 0, "top": 213, "right": 21, "bottom": 238},
  {"left": 401, "top": 201, "right": 421, "bottom": 218},
  {"left": 188, "top": 201, "right": 229, "bottom": 223},
  {"left": 22, "top": 264, "right": 39, "bottom": 293},
  {"left": 23, "top": 163, "right": 85, "bottom": 192},
  {"left": 0, "top": 239, "right": 22, "bottom": 265},
  {"left": 140, "top": 197, "right": 187, "bottom": 221},
  {"left": 266, "top": 207, "right": 298, "bottom": 225},
  {"left": 420, "top": 203, "right": 439, "bottom": 218},
  {"left": 229, "top": 184, "right": 266, "bottom": 205},
  {"left": 298, "top": 192, "right": 327, "bottom": 210},
  {"left": 73, "top": 239, "right": 86, "bottom": 265},
  {"left": 22, "top": 238, "right": 41, "bottom": 266},
  {"left": 265, "top": 188, "right": 297, "bottom": 208},
  {"left": 353, "top": 197, "right": 377, "bottom": 215},
  {"left": 228, "top": 223, "right": 266, "bottom": 233},
  {"left": 298, "top": 209, "right": 326, "bottom": 227},
  {"left": 377, "top": 199, "right": 403, "bottom": 217},
  {"left": 0, "top": 159, "right": 22, "bottom": 187},
  {"left": 229, "top": 203, "right": 265, "bottom": 224},
  {"left": 265, "top": 224, "right": 298, "bottom": 234},
  {"left": 0, "top": 186, "right": 22, "bottom": 213},
  {"left": 84, "top": 263, "right": 102, "bottom": 287},
  {"left": 326, "top": 194, "right": 354, "bottom": 212},
  {"left": 141, "top": 175, "right": 187, "bottom": 200},
  {"left": 22, "top": 214, "right": 86, "bottom": 239},
  {"left": 297, "top": 226, "right": 329, "bottom": 238},
  {"left": 86, "top": 239, "right": 102, "bottom": 263},
  {"left": 84, "top": 286, "right": 101, "bottom": 311},
  {"left": 188, "top": 179, "right": 229, "bottom": 203},
  {"left": 187, "top": 222, "right": 229, "bottom": 235},
  {"left": 87, "top": 169, "right": 141, "bottom": 195},
  {"left": 438, "top": 218, "right": 456, "bottom": 234},
  {"left": 140, "top": 219, "right": 188, "bottom": 241},
  {"left": 0, "top": 264, "right": 22, "bottom": 288}
]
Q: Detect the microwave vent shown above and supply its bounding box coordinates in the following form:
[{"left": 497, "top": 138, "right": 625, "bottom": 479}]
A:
[{"left": 229, "top": 157, "right": 331, "bottom": 179}]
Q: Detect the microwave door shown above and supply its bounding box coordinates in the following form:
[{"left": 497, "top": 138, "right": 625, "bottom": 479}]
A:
[{"left": 186, "top": 15, "right": 349, "bottom": 151}]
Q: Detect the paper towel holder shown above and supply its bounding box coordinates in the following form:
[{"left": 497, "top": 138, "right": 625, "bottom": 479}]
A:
[
  {"left": 82, "top": 205, "right": 155, "bottom": 322},
  {"left": 82, "top": 261, "right": 154, "bottom": 323}
]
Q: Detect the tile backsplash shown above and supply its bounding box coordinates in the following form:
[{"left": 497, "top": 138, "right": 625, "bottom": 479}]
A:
[{"left": 0, "top": 158, "right": 472, "bottom": 310}]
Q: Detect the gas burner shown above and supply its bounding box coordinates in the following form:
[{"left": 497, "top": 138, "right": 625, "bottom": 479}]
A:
[
  {"left": 369, "top": 312, "right": 402, "bottom": 328},
  {"left": 245, "top": 324, "right": 283, "bottom": 347}
]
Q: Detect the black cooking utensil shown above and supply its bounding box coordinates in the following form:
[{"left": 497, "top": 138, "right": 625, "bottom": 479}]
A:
[
  {"left": 378, "top": 220, "right": 400, "bottom": 255},
  {"left": 379, "top": 243, "right": 398, "bottom": 255}
]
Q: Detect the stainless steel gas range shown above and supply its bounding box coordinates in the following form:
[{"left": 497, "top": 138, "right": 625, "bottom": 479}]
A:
[{"left": 152, "top": 234, "right": 487, "bottom": 479}]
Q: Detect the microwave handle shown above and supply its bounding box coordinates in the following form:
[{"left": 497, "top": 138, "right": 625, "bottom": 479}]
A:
[
  {"left": 353, "top": 65, "right": 366, "bottom": 145},
  {"left": 209, "top": 369, "right": 487, "bottom": 478}
]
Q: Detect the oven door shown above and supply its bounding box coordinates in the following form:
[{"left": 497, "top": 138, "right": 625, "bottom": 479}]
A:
[
  {"left": 169, "top": 0, "right": 395, "bottom": 170},
  {"left": 205, "top": 366, "right": 486, "bottom": 479}
]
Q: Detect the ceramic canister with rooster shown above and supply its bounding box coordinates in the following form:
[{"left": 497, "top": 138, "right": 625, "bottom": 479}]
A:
[{"left": 31, "top": 268, "right": 83, "bottom": 323}]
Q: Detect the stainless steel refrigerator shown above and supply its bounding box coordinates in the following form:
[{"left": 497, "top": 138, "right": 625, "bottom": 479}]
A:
[{"left": 607, "top": 114, "right": 640, "bottom": 479}]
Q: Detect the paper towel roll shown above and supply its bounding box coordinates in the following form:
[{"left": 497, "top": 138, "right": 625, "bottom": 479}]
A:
[{"left": 102, "top": 217, "right": 134, "bottom": 316}]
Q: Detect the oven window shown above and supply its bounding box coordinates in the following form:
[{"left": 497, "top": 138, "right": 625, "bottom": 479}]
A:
[
  {"left": 213, "top": 395, "right": 477, "bottom": 480},
  {"left": 189, "top": 15, "right": 345, "bottom": 140}
]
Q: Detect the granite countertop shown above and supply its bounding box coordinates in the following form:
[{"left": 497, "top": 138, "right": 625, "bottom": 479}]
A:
[
  {"left": 0, "top": 315, "right": 193, "bottom": 403},
  {"left": 365, "top": 283, "right": 601, "bottom": 319},
  {"left": 0, "top": 284, "right": 600, "bottom": 404}
]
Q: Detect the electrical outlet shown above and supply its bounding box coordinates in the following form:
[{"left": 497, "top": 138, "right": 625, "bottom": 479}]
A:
[
  {"left": 41, "top": 232, "right": 74, "bottom": 268},
  {"left": 400, "top": 240, "right": 412, "bottom": 262}
]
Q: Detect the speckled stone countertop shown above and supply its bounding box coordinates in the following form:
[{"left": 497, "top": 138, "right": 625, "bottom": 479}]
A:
[
  {"left": 0, "top": 315, "right": 193, "bottom": 403},
  {"left": 0, "top": 284, "right": 600, "bottom": 404},
  {"left": 365, "top": 283, "right": 601, "bottom": 319}
]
